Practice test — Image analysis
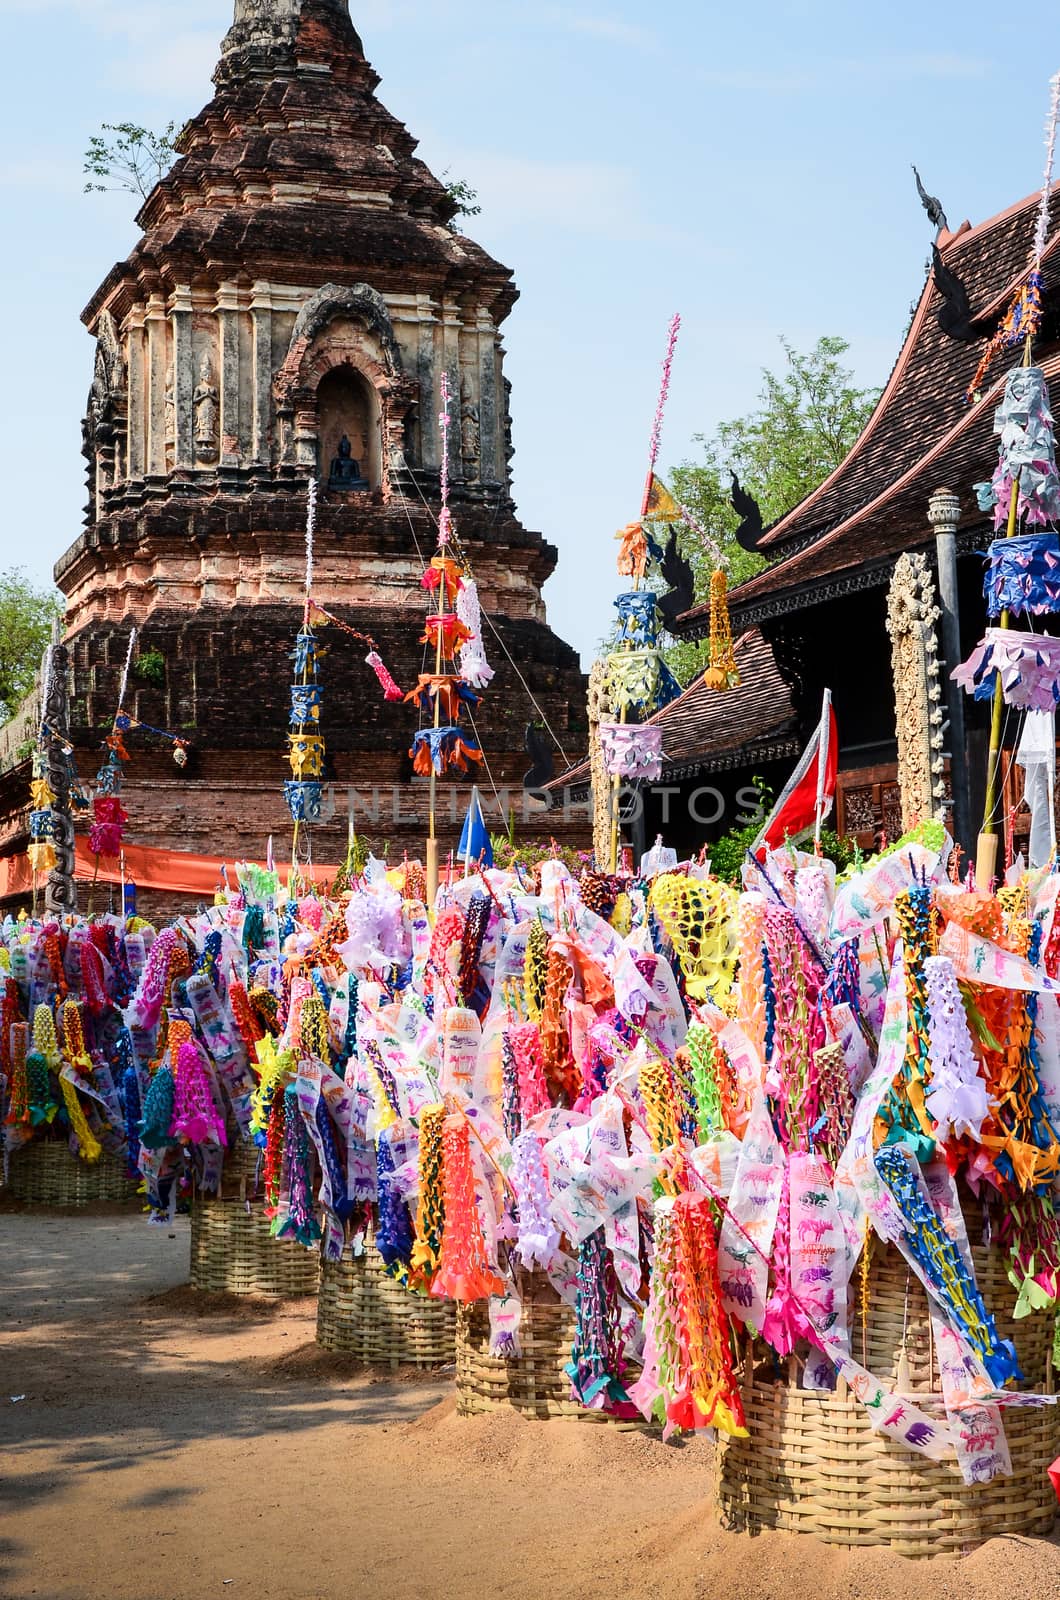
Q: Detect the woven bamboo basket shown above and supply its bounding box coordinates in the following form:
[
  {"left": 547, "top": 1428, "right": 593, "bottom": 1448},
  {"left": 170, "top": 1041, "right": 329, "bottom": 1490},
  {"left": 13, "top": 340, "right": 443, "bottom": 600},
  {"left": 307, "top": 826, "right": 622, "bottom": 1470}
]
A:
[
  {"left": 217, "top": 1137, "right": 263, "bottom": 1200},
  {"left": 7, "top": 1140, "right": 137, "bottom": 1206},
  {"left": 456, "top": 1266, "right": 649, "bottom": 1426},
  {"left": 316, "top": 1245, "right": 456, "bottom": 1367},
  {"left": 718, "top": 1226, "right": 1060, "bottom": 1557},
  {"left": 189, "top": 1197, "right": 320, "bottom": 1296}
]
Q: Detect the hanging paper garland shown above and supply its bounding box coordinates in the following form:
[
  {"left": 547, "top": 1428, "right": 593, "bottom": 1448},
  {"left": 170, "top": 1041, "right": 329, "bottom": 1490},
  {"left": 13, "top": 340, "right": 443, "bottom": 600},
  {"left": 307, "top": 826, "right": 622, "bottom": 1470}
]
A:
[
  {"left": 456, "top": 577, "right": 495, "bottom": 690},
  {"left": 510, "top": 1130, "right": 560, "bottom": 1269},
  {"left": 874, "top": 1144, "right": 1020, "bottom": 1388},
  {"left": 27, "top": 1051, "right": 59, "bottom": 1127},
  {"left": 509, "top": 1021, "right": 550, "bottom": 1122},
  {"left": 923, "top": 954, "right": 991, "bottom": 1141},
  {"left": 598, "top": 722, "right": 665, "bottom": 781},
  {"left": 375, "top": 1129, "right": 415, "bottom": 1283},
  {"left": 285, "top": 624, "right": 326, "bottom": 828},
  {"left": 170, "top": 1039, "right": 227, "bottom": 1147},
  {"left": 314, "top": 1097, "right": 352, "bottom": 1222},
  {"left": 876, "top": 888, "right": 937, "bottom": 1163},
  {"left": 566, "top": 1228, "right": 637, "bottom": 1416},
  {"left": 89, "top": 793, "right": 128, "bottom": 859},
  {"left": 273, "top": 1084, "right": 321, "bottom": 1248},
  {"left": 4, "top": 1021, "right": 29, "bottom": 1127},
  {"left": 431, "top": 1113, "right": 505, "bottom": 1302},
  {"left": 989, "top": 366, "right": 1060, "bottom": 531},
  {"left": 604, "top": 649, "right": 682, "bottom": 718},
  {"left": 643, "top": 1193, "right": 747, "bottom": 1435},
  {"left": 615, "top": 521, "right": 649, "bottom": 581},
  {"left": 982, "top": 534, "right": 1060, "bottom": 619},
  {"left": 139, "top": 1063, "right": 177, "bottom": 1151},
  {"left": 410, "top": 1103, "right": 447, "bottom": 1285},
  {"left": 410, "top": 726, "right": 483, "bottom": 778},
  {"left": 613, "top": 590, "right": 660, "bottom": 650}
]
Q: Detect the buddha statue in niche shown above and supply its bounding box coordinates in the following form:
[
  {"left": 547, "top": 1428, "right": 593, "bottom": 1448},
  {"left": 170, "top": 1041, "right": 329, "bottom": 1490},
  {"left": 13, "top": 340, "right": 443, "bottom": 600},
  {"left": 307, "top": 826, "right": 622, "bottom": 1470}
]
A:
[{"left": 326, "top": 433, "right": 369, "bottom": 491}]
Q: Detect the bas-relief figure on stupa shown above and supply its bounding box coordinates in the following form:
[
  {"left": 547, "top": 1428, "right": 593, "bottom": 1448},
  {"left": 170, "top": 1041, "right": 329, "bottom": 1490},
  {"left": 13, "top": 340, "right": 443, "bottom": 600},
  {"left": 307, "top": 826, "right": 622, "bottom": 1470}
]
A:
[
  {"left": 460, "top": 378, "right": 480, "bottom": 477},
  {"left": 194, "top": 354, "right": 218, "bottom": 460}
]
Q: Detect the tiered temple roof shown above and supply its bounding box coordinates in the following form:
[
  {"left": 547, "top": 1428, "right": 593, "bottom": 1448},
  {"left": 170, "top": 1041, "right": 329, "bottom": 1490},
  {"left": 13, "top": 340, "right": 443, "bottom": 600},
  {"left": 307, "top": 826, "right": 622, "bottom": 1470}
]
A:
[{"left": 677, "top": 184, "right": 1060, "bottom": 638}]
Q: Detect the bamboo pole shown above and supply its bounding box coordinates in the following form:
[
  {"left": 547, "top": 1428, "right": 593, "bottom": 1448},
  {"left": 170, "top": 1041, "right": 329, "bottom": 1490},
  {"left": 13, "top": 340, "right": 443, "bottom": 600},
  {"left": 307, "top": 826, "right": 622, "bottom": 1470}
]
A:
[
  {"left": 427, "top": 375, "right": 453, "bottom": 906},
  {"left": 976, "top": 338, "right": 1032, "bottom": 889},
  {"left": 608, "top": 314, "right": 681, "bottom": 874}
]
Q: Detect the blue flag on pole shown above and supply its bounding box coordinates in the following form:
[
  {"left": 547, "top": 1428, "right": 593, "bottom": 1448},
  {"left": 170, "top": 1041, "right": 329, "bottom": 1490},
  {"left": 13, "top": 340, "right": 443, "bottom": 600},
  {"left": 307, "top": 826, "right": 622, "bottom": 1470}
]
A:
[{"left": 458, "top": 786, "right": 493, "bottom": 871}]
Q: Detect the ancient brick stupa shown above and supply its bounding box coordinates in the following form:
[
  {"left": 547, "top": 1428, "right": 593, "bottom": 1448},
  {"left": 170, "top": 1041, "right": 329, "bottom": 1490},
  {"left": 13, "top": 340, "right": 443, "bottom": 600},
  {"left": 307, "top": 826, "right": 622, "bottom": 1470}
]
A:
[{"left": 48, "top": 0, "right": 584, "bottom": 909}]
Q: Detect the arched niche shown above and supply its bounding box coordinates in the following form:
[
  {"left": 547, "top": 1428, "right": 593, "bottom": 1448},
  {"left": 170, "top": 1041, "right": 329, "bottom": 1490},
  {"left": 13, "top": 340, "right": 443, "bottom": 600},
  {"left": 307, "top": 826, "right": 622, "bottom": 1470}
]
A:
[
  {"left": 275, "top": 284, "right": 417, "bottom": 496},
  {"left": 316, "top": 363, "right": 380, "bottom": 489}
]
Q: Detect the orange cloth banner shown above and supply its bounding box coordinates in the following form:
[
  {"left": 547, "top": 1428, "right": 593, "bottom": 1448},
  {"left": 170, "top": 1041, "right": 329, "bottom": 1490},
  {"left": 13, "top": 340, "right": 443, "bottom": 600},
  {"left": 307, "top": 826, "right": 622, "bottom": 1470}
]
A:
[{"left": 0, "top": 839, "right": 342, "bottom": 901}]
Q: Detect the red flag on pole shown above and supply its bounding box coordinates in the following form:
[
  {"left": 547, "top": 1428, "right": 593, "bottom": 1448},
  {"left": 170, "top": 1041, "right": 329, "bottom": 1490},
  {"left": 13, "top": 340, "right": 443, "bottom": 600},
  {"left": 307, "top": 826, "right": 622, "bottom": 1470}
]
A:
[{"left": 753, "top": 690, "right": 837, "bottom": 857}]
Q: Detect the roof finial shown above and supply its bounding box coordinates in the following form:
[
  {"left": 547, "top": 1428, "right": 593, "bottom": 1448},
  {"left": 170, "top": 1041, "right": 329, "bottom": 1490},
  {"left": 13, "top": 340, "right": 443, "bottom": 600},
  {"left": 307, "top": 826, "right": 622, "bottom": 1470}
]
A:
[{"left": 912, "top": 165, "right": 949, "bottom": 238}]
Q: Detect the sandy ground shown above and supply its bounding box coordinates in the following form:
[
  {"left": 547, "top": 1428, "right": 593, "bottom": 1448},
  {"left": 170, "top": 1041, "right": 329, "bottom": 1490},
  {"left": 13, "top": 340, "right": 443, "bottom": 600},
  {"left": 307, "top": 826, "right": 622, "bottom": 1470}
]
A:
[{"left": 1, "top": 1210, "right": 1059, "bottom": 1600}]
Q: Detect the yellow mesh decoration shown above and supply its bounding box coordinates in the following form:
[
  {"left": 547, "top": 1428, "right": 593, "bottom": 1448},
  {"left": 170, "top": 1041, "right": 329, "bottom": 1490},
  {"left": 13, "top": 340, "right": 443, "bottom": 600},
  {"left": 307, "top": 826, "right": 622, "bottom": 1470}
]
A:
[
  {"left": 27, "top": 842, "right": 57, "bottom": 873},
  {"left": 61, "top": 1001, "right": 93, "bottom": 1073},
  {"left": 735, "top": 895, "right": 767, "bottom": 1059},
  {"left": 525, "top": 918, "right": 548, "bottom": 1023},
  {"left": 33, "top": 1005, "right": 60, "bottom": 1068},
  {"left": 704, "top": 569, "right": 739, "bottom": 691},
  {"left": 250, "top": 1037, "right": 294, "bottom": 1138},
  {"left": 53, "top": 1005, "right": 102, "bottom": 1162},
  {"left": 60, "top": 1077, "right": 103, "bottom": 1162},
  {"left": 640, "top": 1058, "right": 680, "bottom": 1158},
  {"left": 611, "top": 893, "right": 633, "bottom": 937},
  {"left": 410, "top": 1102, "right": 446, "bottom": 1284},
  {"left": 298, "top": 991, "right": 331, "bottom": 1061},
  {"left": 649, "top": 873, "right": 739, "bottom": 1003}
]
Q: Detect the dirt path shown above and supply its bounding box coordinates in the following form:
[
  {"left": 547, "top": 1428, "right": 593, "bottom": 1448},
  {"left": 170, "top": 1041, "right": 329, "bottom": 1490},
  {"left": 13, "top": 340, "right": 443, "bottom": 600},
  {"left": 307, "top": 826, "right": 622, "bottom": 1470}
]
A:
[{"left": 1, "top": 1212, "right": 1057, "bottom": 1600}]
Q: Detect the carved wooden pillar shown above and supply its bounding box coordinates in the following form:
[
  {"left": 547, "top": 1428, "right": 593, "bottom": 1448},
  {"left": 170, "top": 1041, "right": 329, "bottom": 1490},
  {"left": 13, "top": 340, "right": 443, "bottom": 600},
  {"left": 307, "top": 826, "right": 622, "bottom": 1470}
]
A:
[
  {"left": 886, "top": 552, "right": 947, "bottom": 831},
  {"left": 250, "top": 281, "right": 274, "bottom": 466},
  {"left": 928, "top": 486, "right": 972, "bottom": 851},
  {"left": 172, "top": 285, "right": 195, "bottom": 471},
  {"left": 125, "top": 305, "right": 147, "bottom": 482}
]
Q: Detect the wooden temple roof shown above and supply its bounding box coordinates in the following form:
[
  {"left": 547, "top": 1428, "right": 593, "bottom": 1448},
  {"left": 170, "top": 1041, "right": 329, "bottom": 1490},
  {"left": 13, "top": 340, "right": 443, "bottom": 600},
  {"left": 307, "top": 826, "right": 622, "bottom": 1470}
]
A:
[
  {"left": 550, "top": 628, "right": 798, "bottom": 793},
  {"left": 676, "top": 185, "right": 1060, "bottom": 638}
]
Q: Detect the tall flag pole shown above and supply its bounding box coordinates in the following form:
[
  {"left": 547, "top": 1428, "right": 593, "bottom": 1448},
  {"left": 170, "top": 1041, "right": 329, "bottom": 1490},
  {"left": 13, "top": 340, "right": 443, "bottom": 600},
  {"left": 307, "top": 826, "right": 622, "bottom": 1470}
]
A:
[
  {"left": 602, "top": 316, "right": 682, "bottom": 872},
  {"left": 284, "top": 479, "right": 325, "bottom": 894},
  {"left": 413, "top": 372, "right": 487, "bottom": 904},
  {"left": 966, "top": 71, "right": 1060, "bottom": 889}
]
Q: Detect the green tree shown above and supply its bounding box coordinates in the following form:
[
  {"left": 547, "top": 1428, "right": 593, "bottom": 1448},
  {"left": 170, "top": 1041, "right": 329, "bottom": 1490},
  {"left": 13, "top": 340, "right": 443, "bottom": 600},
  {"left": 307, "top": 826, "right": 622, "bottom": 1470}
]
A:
[
  {"left": 84, "top": 122, "right": 178, "bottom": 201},
  {"left": 441, "top": 170, "right": 482, "bottom": 229},
  {"left": 664, "top": 336, "right": 880, "bottom": 682},
  {"left": 0, "top": 570, "right": 63, "bottom": 723}
]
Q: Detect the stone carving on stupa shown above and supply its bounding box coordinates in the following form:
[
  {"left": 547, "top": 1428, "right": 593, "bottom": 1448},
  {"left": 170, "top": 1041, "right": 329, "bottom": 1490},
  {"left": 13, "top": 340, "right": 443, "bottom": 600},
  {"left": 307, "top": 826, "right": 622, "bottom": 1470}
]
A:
[
  {"left": 50, "top": 0, "right": 586, "bottom": 884},
  {"left": 194, "top": 355, "right": 219, "bottom": 461}
]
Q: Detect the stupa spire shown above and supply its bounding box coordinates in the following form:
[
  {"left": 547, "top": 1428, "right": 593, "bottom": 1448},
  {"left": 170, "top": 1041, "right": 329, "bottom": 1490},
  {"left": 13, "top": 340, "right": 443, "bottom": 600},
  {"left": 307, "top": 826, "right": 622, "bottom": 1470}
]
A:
[{"left": 218, "top": 0, "right": 365, "bottom": 84}]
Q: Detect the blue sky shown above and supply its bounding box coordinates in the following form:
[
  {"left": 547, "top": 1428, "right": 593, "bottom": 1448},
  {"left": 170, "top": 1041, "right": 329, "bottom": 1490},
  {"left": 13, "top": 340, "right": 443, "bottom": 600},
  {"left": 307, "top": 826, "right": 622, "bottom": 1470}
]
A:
[{"left": 0, "top": 0, "right": 1054, "bottom": 664}]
